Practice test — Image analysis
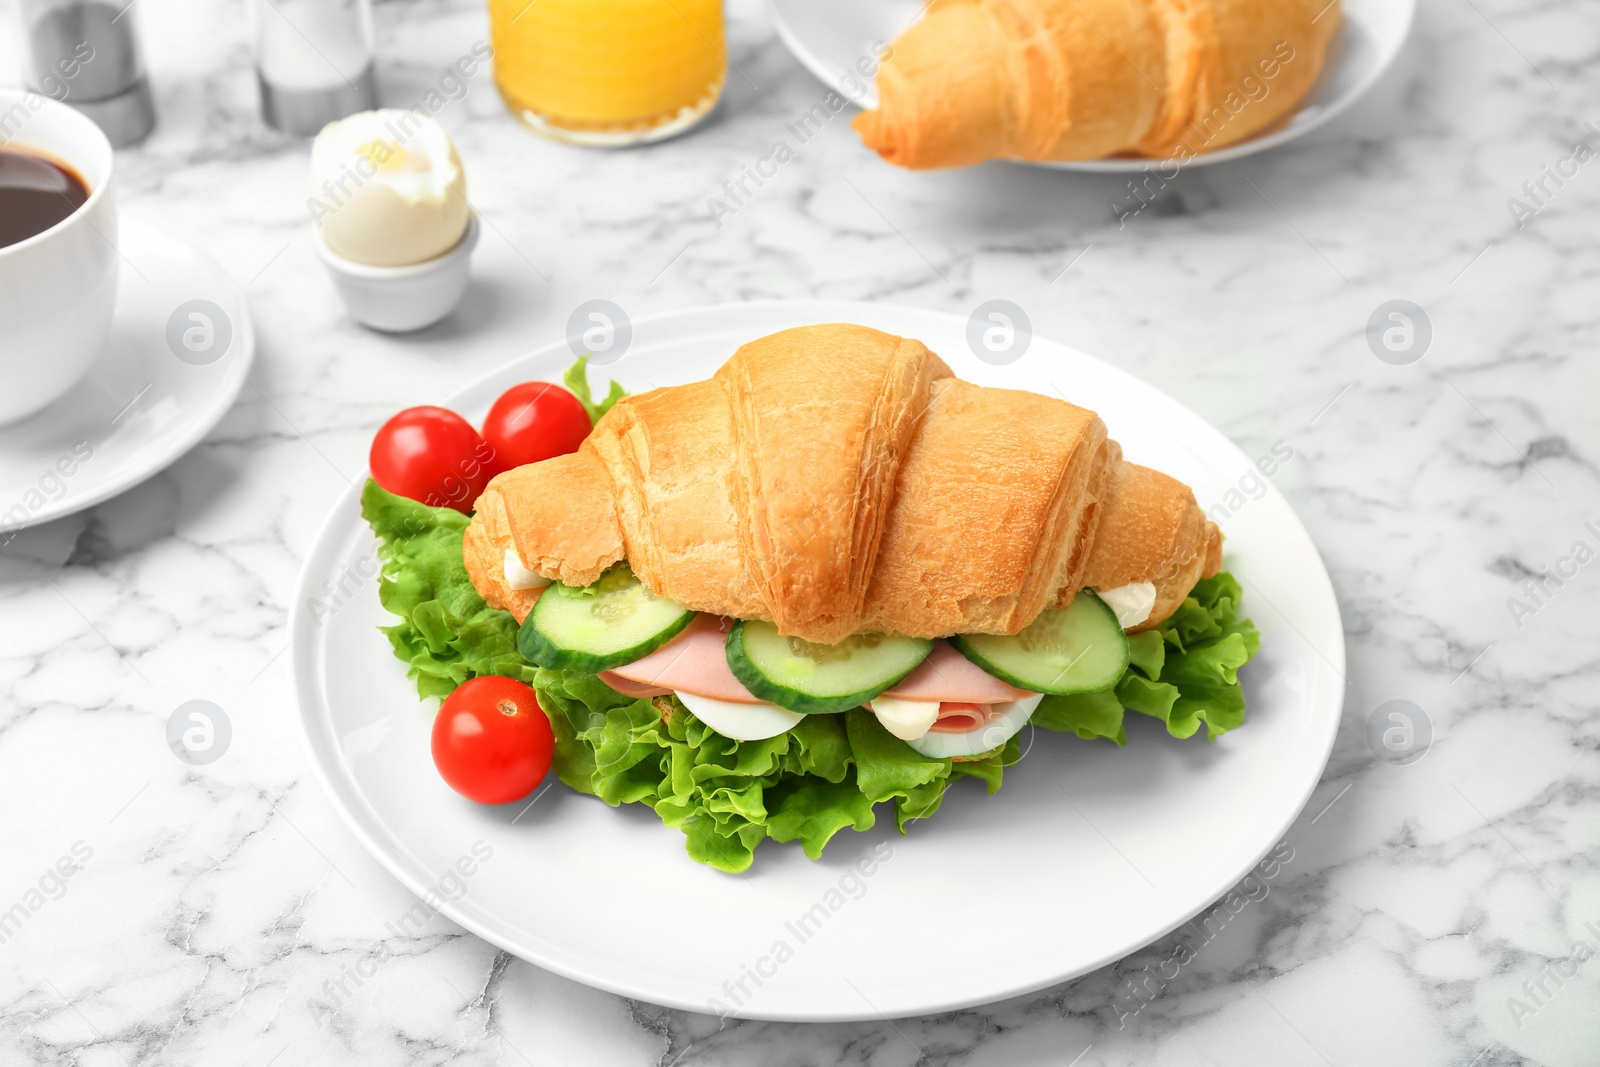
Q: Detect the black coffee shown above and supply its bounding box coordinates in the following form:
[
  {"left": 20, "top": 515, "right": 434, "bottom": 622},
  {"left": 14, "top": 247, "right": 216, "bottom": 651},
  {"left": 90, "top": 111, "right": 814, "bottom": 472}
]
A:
[{"left": 0, "top": 146, "right": 89, "bottom": 249}]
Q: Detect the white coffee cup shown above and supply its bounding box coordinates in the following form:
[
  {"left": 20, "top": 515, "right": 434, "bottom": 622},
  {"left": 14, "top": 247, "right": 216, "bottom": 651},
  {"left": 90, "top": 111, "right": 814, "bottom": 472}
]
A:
[{"left": 0, "top": 89, "right": 118, "bottom": 425}]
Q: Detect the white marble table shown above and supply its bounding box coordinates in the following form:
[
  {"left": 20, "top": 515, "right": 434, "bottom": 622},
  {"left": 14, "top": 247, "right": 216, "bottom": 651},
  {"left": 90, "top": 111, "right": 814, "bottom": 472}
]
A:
[{"left": 2, "top": 0, "right": 1597, "bottom": 1063}]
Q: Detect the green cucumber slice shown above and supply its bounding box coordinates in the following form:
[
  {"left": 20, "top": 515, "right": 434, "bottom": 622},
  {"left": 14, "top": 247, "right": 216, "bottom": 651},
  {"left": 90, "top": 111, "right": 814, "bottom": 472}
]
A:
[
  {"left": 517, "top": 563, "right": 694, "bottom": 673},
  {"left": 951, "top": 590, "right": 1130, "bottom": 695},
  {"left": 725, "top": 621, "right": 934, "bottom": 715}
]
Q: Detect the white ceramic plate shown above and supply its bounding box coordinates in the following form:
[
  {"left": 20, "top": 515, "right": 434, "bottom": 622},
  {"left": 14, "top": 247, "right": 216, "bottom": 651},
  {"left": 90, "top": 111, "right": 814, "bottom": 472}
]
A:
[
  {"left": 770, "top": 0, "right": 1414, "bottom": 171},
  {"left": 291, "top": 300, "right": 1344, "bottom": 1021},
  {"left": 0, "top": 219, "right": 254, "bottom": 533}
]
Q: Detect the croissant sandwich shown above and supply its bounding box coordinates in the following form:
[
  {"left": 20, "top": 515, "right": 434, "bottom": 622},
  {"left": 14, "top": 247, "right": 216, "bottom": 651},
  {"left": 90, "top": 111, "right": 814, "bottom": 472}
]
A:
[
  {"left": 852, "top": 0, "right": 1340, "bottom": 168},
  {"left": 466, "top": 324, "right": 1223, "bottom": 640},
  {"left": 461, "top": 322, "right": 1221, "bottom": 736},
  {"left": 364, "top": 322, "right": 1259, "bottom": 871}
]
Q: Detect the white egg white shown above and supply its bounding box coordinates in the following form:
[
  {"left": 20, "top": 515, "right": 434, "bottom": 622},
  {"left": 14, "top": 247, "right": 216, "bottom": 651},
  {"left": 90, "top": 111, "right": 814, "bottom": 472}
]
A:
[
  {"left": 503, "top": 548, "right": 549, "bottom": 591},
  {"left": 1095, "top": 581, "right": 1157, "bottom": 629},
  {"left": 866, "top": 695, "right": 942, "bottom": 740},
  {"left": 904, "top": 693, "right": 1044, "bottom": 759},
  {"left": 674, "top": 690, "right": 805, "bottom": 741}
]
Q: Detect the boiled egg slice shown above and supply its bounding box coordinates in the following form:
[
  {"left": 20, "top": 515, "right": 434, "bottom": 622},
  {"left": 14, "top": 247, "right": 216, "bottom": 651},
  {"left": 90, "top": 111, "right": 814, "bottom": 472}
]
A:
[
  {"left": 1095, "top": 581, "right": 1157, "bottom": 629},
  {"left": 905, "top": 694, "right": 1044, "bottom": 759},
  {"left": 866, "top": 695, "right": 942, "bottom": 740},
  {"left": 503, "top": 549, "right": 549, "bottom": 591},
  {"left": 674, "top": 691, "right": 804, "bottom": 742}
]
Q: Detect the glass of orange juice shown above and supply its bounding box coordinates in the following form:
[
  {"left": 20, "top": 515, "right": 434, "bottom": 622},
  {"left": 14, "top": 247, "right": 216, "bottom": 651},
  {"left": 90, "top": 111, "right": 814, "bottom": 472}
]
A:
[{"left": 489, "top": 0, "right": 726, "bottom": 145}]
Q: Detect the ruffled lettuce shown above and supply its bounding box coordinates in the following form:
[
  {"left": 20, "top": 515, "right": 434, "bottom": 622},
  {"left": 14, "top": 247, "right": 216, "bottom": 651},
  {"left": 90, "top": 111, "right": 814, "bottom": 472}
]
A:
[
  {"left": 364, "top": 481, "right": 534, "bottom": 699},
  {"left": 1030, "top": 573, "right": 1261, "bottom": 744},
  {"left": 563, "top": 356, "right": 627, "bottom": 425},
  {"left": 362, "top": 477, "right": 1258, "bottom": 872}
]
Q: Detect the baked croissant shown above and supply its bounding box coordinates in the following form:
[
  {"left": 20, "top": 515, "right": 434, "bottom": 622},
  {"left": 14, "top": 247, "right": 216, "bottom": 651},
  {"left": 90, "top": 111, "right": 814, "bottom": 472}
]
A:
[
  {"left": 852, "top": 0, "right": 1340, "bottom": 168},
  {"left": 464, "top": 324, "right": 1220, "bottom": 643}
]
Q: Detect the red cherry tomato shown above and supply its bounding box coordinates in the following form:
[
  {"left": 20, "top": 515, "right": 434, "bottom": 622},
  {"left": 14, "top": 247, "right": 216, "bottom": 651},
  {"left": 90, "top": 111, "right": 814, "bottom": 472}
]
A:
[
  {"left": 370, "top": 406, "right": 496, "bottom": 513},
  {"left": 431, "top": 676, "right": 554, "bottom": 805},
  {"left": 480, "top": 382, "right": 591, "bottom": 472}
]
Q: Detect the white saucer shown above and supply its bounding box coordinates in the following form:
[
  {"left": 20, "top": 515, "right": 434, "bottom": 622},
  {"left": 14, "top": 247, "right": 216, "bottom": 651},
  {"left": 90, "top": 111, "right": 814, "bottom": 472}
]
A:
[
  {"left": 770, "top": 0, "right": 1414, "bottom": 172},
  {"left": 0, "top": 219, "right": 254, "bottom": 534}
]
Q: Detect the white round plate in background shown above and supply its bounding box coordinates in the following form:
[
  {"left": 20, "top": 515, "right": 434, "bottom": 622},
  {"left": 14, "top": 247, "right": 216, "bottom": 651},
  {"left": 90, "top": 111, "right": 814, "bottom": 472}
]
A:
[
  {"left": 770, "top": 0, "right": 1414, "bottom": 172},
  {"left": 291, "top": 300, "right": 1344, "bottom": 1021},
  {"left": 0, "top": 219, "right": 254, "bottom": 534}
]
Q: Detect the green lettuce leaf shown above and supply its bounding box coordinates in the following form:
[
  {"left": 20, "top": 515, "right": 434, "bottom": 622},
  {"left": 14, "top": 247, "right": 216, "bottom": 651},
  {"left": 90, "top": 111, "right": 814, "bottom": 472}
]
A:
[
  {"left": 891, "top": 738, "right": 1018, "bottom": 832},
  {"left": 846, "top": 709, "right": 950, "bottom": 803},
  {"left": 563, "top": 356, "right": 626, "bottom": 425},
  {"left": 361, "top": 480, "right": 534, "bottom": 699},
  {"left": 1032, "top": 687, "right": 1128, "bottom": 745}
]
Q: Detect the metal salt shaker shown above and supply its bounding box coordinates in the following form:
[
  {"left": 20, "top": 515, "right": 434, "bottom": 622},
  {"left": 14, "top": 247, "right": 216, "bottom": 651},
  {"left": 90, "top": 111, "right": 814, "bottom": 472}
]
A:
[{"left": 252, "top": 0, "right": 379, "bottom": 137}]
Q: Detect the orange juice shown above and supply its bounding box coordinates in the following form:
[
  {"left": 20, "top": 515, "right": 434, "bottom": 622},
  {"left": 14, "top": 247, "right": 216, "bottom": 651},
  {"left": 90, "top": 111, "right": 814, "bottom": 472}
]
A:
[{"left": 489, "top": 0, "right": 726, "bottom": 144}]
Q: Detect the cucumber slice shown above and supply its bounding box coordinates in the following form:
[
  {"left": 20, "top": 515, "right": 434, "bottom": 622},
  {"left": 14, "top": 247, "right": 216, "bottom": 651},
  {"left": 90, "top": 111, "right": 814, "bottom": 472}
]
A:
[
  {"left": 517, "top": 564, "right": 694, "bottom": 673},
  {"left": 725, "top": 621, "right": 934, "bottom": 715},
  {"left": 951, "top": 590, "right": 1130, "bottom": 695}
]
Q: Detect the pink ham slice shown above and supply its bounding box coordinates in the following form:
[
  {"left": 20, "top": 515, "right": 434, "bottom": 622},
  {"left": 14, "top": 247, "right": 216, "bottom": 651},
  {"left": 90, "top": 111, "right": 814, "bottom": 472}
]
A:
[
  {"left": 880, "top": 640, "right": 1029, "bottom": 703},
  {"left": 596, "top": 673, "right": 673, "bottom": 700},
  {"left": 929, "top": 702, "right": 997, "bottom": 733},
  {"left": 605, "top": 614, "right": 768, "bottom": 704}
]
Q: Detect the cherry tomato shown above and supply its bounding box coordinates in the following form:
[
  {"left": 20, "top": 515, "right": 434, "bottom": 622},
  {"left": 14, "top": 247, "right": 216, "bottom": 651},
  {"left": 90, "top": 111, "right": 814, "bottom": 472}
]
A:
[
  {"left": 480, "top": 382, "right": 591, "bottom": 472},
  {"left": 431, "top": 676, "right": 554, "bottom": 805},
  {"left": 370, "top": 406, "right": 496, "bottom": 513}
]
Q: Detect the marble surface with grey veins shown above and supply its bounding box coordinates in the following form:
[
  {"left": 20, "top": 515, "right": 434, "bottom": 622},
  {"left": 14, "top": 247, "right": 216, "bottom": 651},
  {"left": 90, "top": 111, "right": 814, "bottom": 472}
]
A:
[{"left": 1, "top": 0, "right": 1598, "bottom": 1063}]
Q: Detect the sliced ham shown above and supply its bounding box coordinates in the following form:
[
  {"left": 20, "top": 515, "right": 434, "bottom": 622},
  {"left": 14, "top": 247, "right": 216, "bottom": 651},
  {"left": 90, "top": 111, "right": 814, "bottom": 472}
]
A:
[
  {"left": 596, "top": 673, "right": 673, "bottom": 700},
  {"left": 930, "top": 702, "right": 995, "bottom": 733},
  {"left": 881, "top": 640, "right": 1029, "bottom": 703},
  {"left": 606, "top": 614, "right": 768, "bottom": 704}
]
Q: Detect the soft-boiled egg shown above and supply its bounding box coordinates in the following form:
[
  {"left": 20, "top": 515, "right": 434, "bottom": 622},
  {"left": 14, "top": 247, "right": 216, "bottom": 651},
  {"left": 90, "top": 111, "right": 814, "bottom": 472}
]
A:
[
  {"left": 309, "top": 109, "right": 470, "bottom": 267},
  {"left": 904, "top": 694, "right": 1044, "bottom": 759},
  {"left": 674, "top": 691, "right": 805, "bottom": 741}
]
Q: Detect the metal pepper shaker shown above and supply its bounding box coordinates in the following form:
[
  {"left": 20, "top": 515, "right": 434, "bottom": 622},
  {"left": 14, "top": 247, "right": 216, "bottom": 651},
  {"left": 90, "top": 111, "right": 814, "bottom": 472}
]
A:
[{"left": 16, "top": 0, "right": 156, "bottom": 147}]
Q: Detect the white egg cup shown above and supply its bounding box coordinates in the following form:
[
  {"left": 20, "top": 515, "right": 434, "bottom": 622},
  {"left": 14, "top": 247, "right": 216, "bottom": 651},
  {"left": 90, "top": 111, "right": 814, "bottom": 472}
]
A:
[{"left": 316, "top": 213, "right": 478, "bottom": 333}]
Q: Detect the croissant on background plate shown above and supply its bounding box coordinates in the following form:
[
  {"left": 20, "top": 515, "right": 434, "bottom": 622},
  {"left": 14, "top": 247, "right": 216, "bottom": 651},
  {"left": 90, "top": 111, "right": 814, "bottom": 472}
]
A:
[
  {"left": 464, "top": 323, "right": 1221, "bottom": 642},
  {"left": 852, "top": 0, "right": 1341, "bottom": 169}
]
